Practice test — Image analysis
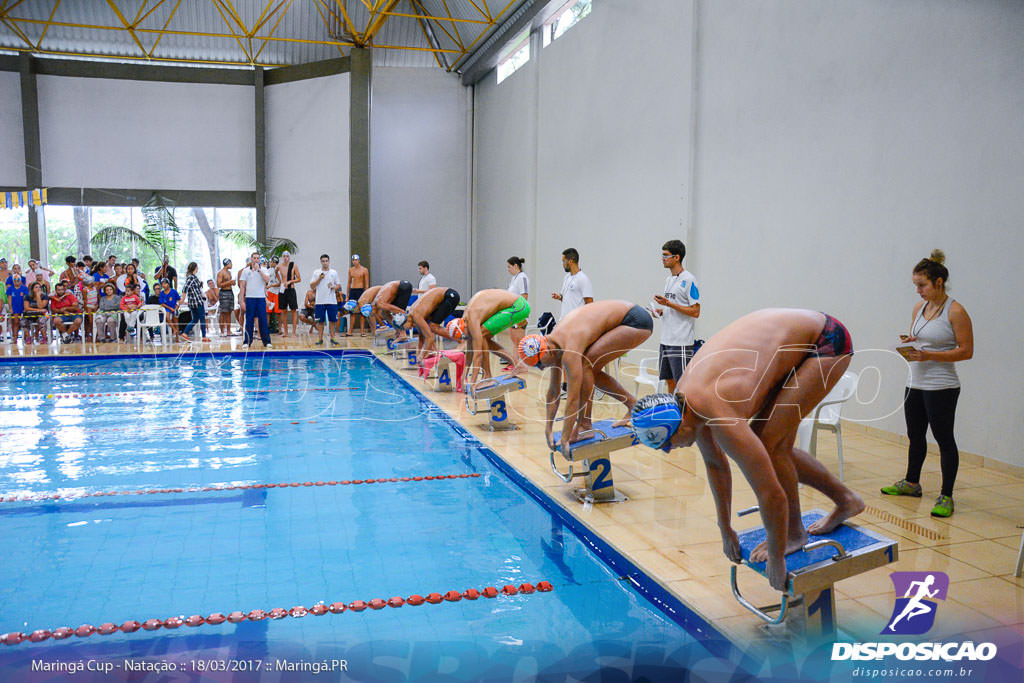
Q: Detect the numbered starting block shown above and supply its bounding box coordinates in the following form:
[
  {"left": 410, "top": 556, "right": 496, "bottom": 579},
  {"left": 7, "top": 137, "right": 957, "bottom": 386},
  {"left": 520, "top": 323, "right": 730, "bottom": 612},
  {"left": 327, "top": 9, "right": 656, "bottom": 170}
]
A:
[
  {"left": 424, "top": 354, "right": 454, "bottom": 392},
  {"left": 385, "top": 336, "right": 418, "bottom": 369},
  {"left": 465, "top": 375, "right": 525, "bottom": 431},
  {"left": 550, "top": 420, "right": 637, "bottom": 504},
  {"left": 731, "top": 508, "right": 898, "bottom": 640}
]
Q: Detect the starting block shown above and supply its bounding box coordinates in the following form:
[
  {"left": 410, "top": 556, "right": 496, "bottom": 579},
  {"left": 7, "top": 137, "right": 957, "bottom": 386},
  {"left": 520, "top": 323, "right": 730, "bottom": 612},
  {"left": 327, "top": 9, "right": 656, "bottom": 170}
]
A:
[
  {"left": 731, "top": 508, "right": 898, "bottom": 639},
  {"left": 465, "top": 375, "right": 525, "bottom": 431},
  {"left": 424, "top": 354, "right": 454, "bottom": 392},
  {"left": 386, "top": 336, "right": 418, "bottom": 368},
  {"left": 551, "top": 420, "right": 637, "bottom": 504}
]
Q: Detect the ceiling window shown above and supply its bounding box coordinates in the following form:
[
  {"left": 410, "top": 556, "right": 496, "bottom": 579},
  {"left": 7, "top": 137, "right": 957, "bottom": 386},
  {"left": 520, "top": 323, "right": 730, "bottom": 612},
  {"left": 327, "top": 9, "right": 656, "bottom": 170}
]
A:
[
  {"left": 543, "top": 0, "right": 592, "bottom": 47},
  {"left": 496, "top": 28, "right": 531, "bottom": 84}
]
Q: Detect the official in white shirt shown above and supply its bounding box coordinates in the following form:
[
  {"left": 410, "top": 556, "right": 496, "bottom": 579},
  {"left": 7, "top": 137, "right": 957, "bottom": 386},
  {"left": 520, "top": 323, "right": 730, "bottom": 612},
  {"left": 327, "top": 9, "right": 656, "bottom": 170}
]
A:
[
  {"left": 310, "top": 253, "right": 343, "bottom": 345},
  {"left": 551, "top": 248, "right": 593, "bottom": 322},
  {"left": 652, "top": 239, "right": 701, "bottom": 392},
  {"left": 238, "top": 251, "right": 273, "bottom": 348},
  {"left": 414, "top": 261, "right": 437, "bottom": 294}
]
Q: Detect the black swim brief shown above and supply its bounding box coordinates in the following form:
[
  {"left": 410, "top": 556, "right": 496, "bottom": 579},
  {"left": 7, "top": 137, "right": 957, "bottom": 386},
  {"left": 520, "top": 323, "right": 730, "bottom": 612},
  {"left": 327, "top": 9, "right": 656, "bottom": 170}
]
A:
[
  {"left": 812, "top": 313, "right": 854, "bottom": 357},
  {"left": 392, "top": 281, "right": 413, "bottom": 310},
  {"left": 348, "top": 288, "right": 364, "bottom": 303},
  {"left": 621, "top": 304, "right": 654, "bottom": 332},
  {"left": 428, "top": 289, "right": 461, "bottom": 325}
]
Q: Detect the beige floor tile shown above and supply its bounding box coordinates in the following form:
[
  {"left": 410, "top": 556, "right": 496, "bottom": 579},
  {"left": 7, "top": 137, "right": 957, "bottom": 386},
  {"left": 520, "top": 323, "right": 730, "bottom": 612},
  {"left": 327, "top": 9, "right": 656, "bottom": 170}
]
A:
[
  {"left": 943, "top": 509, "right": 1024, "bottom": 539},
  {"left": 868, "top": 517, "right": 983, "bottom": 547},
  {"left": 976, "top": 483, "right": 1024, "bottom": 504},
  {"left": 855, "top": 593, "right": 1003, "bottom": 637},
  {"left": 994, "top": 534, "right": 1023, "bottom": 550},
  {"left": 933, "top": 540, "right": 1019, "bottom": 576},
  {"left": 947, "top": 577, "right": 1024, "bottom": 626}
]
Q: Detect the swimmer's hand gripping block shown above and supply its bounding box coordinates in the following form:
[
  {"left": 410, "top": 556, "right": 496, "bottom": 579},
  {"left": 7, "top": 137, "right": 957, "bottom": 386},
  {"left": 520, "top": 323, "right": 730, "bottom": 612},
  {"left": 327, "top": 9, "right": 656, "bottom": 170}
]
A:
[
  {"left": 729, "top": 508, "right": 898, "bottom": 638},
  {"left": 464, "top": 375, "right": 525, "bottom": 431},
  {"left": 550, "top": 420, "right": 637, "bottom": 504}
]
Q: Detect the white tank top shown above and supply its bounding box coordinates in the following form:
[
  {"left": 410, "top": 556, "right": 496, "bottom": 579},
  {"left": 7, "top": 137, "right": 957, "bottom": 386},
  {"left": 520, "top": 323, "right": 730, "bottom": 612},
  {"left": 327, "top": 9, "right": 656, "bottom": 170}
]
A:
[{"left": 908, "top": 298, "right": 960, "bottom": 390}]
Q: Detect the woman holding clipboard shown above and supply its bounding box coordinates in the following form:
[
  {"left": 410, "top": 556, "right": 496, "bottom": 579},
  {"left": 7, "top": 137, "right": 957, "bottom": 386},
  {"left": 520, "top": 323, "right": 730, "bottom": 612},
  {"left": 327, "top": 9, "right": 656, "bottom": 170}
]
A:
[{"left": 883, "top": 250, "right": 973, "bottom": 518}]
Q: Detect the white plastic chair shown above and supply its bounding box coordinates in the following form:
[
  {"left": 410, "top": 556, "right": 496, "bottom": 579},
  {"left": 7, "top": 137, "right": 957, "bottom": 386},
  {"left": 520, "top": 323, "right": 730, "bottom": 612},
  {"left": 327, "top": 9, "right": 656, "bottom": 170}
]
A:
[
  {"left": 796, "top": 371, "right": 859, "bottom": 481},
  {"left": 633, "top": 357, "right": 664, "bottom": 397},
  {"left": 136, "top": 305, "right": 168, "bottom": 349}
]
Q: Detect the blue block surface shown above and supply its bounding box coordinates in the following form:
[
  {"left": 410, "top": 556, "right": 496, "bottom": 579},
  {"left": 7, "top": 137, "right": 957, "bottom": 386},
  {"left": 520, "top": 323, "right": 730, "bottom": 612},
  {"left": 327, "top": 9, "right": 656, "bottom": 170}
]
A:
[
  {"left": 737, "top": 510, "right": 885, "bottom": 574},
  {"left": 554, "top": 419, "right": 636, "bottom": 450}
]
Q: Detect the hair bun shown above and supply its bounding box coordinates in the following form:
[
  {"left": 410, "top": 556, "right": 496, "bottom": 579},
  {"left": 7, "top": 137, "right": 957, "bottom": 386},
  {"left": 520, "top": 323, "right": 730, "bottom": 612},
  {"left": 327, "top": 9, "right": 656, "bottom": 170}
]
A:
[{"left": 929, "top": 249, "right": 946, "bottom": 265}]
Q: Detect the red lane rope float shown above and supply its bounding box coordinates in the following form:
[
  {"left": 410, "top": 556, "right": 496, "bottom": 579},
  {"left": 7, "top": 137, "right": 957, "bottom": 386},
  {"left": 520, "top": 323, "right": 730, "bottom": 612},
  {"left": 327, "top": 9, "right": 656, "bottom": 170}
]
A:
[
  {"left": 0, "top": 473, "right": 483, "bottom": 504},
  {"left": 1, "top": 387, "right": 359, "bottom": 402},
  {"left": 0, "top": 582, "right": 555, "bottom": 647}
]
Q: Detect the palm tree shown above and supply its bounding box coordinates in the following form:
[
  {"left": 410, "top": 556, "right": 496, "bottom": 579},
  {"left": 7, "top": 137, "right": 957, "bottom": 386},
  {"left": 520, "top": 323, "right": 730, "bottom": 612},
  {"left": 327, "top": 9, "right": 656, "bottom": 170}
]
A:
[
  {"left": 216, "top": 230, "right": 298, "bottom": 260},
  {"left": 90, "top": 193, "right": 180, "bottom": 260}
]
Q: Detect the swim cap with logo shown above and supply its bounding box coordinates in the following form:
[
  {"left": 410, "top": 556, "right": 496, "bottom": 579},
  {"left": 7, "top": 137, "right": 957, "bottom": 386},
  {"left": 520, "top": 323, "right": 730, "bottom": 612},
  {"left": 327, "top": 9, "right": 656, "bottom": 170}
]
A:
[
  {"left": 446, "top": 318, "right": 466, "bottom": 341},
  {"left": 517, "top": 334, "right": 548, "bottom": 366},
  {"left": 631, "top": 393, "right": 683, "bottom": 452},
  {"left": 343, "top": 299, "right": 358, "bottom": 312}
]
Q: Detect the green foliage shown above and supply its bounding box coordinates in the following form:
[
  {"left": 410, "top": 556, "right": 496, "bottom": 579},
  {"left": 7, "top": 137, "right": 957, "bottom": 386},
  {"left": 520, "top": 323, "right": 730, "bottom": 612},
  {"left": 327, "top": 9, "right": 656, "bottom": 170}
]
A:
[{"left": 217, "top": 229, "right": 298, "bottom": 260}]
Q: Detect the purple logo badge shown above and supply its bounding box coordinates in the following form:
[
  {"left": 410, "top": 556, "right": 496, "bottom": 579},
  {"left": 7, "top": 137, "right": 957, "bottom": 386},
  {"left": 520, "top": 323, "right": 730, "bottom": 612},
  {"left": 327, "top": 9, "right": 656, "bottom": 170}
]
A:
[{"left": 883, "top": 571, "right": 949, "bottom": 635}]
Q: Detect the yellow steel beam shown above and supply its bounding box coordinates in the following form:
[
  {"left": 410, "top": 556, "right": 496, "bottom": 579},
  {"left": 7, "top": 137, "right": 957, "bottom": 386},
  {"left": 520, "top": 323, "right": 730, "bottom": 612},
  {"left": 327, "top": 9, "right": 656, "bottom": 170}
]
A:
[
  {"left": 252, "top": 0, "right": 287, "bottom": 34},
  {"left": 381, "top": 9, "right": 488, "bottom": 25},
  {"left": 131, "top": 0, "right": 150, "bottom": 26},
  {"left": 328, "top": 0, "right": 359, "bottom": 43},
  {"left": 2, "top": 15, "right": 36, "bottom": 50},
  {"left": 465, "top": 0, "right": 490, "bottom": 22},
  {"left": 147, "top": 0, "right": 182, "bottom": 58},
  {"left": 106, "top": 0, "right": 149, "bottom": 56},
  {"left": 209, "top": 0, "right": 253, "bottom": 63},
  {"left": 362, "top": 0, "right": 400, "bottom": 44},
  {"left": 6, "top": 45, "right": 290, "bottom": 68},
  {"left": 252, "top": 0, "right": 294, "bottom": 63},
  {"left": 311, "top": 0, "right": 347, "bottom": 56},
  {"left": 1, "top": 0, "right": 31, "bottom": 17},
  {"left": 137, "top": 0, "right": 170, "bottom": 26},
  {"left": 439, "top": 0, "right": 465, "bottom": 50},
  {"left": 459, "top": 0, "right": 517, "bottom": 55},
  {"left": 34, "top": 0, "right": 63, "bottom": 50},
  {"left": 216, "top": 0, "right": 253, "bottom": 57}
]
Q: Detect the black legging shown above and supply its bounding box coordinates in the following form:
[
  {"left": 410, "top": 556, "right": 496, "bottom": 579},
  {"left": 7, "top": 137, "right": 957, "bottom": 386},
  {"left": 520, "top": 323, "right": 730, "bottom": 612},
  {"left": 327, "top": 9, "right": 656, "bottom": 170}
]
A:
[{"left": 904, "top": 387, "right": 961, "bottom": 497}]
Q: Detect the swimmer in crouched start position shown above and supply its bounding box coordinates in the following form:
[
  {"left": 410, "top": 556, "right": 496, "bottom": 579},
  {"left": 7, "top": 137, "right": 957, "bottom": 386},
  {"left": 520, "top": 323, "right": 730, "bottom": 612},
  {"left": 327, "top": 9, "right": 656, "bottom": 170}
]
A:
[
  {"left": 629, "top": 308, "right": 865, "bottom": 591},
  {"left": 518, "top": 300, "right": 653, "bottom": 456},
  {"left": 461, "top": 289, "right": 530, "bottom": 382}
]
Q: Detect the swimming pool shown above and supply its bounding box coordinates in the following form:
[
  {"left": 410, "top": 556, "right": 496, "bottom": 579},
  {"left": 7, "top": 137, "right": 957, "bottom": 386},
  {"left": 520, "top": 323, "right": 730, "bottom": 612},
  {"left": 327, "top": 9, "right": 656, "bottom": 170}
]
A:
[{"left": 0, "top": 351, "right": 753, "bottom": 680}]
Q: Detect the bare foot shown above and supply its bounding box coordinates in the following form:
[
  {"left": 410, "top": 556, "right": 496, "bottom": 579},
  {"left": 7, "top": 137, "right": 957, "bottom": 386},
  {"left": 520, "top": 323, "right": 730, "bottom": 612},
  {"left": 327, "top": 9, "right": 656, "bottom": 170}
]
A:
[
  {"left": 749, "top": 530, "right": 808, "bottom": 563},
  {"left": 611, "top": 417, "right": 632, "bottom": 428},
  {"left": 808, "top": 491, "right": 866, "bottom": 535},
  {"left": 578, "top": 419, "right": 594, "bottom": 431}
]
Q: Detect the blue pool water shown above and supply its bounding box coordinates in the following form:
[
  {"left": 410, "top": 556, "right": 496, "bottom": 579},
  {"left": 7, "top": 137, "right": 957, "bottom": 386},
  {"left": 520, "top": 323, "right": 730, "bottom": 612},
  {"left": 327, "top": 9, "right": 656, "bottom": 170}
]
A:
[{"left": 0, "top": 351, "right": 755, "bottom": 681}]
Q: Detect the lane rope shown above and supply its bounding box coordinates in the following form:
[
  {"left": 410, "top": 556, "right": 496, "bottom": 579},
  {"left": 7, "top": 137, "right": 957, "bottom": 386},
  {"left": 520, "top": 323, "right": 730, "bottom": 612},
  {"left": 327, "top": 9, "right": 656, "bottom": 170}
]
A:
[
  {"left": 0, "top": 473, "right": 483, "bottom": 504},
  {"left": 0, "top": 581, "right": 554, "bottom": 646}
]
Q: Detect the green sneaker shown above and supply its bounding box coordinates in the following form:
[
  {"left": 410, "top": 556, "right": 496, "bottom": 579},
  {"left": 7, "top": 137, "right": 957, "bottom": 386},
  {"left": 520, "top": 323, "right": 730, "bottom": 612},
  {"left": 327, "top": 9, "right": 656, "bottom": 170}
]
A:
[
  {"left": 880, "top": 479, "right": 922, "bottom": 497},
  {"left": 931, "top": 495, "right": 954, "bottom": 518}
]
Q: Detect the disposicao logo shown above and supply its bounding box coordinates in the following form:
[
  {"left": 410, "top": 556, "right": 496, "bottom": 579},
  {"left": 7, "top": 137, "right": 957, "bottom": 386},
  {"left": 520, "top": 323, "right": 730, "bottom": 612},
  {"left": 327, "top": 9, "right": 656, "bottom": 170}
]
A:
[
  {"left": 831, "top": 571, "right": 997, "bottom": 663},
  {"left": 883, "top": 571, "right": 948, "bottom": 635}
]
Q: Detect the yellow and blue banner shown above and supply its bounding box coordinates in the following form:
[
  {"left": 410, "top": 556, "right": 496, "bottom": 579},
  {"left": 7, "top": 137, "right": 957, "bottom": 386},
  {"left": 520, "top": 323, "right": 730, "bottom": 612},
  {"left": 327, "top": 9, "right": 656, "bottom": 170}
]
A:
[{"left": 0, "top": 188, "right": 47, "bottom": 209}]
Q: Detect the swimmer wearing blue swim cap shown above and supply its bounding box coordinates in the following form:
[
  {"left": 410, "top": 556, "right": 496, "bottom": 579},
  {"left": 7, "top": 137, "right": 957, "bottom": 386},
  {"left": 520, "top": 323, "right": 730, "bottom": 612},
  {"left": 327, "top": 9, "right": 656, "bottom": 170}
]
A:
[
  {"left": 630, "top": 393, "right": 685, "bottom": 453},
  {"left": 625, "top": 308, "right": 864, "bottom": 594},
  {"left": 360, "top": 303, "right": 373, "bottom": 318},
  {"left": 343, "top": 299, "right": 358, "bottom": 312}
]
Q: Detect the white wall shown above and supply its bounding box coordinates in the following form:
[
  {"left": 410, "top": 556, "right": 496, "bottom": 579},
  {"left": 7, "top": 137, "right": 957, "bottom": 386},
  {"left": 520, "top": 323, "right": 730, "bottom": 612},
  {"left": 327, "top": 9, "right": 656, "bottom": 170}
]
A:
[
  {"left": 0, "top": 71, "right": 25, "bottom": 186},
  {"left": 474, "top": 0, "right": 693, "bottom": 338},
  {"left": 472, "top": 0, "right": 1024, "bottom": 467},
  {"left": 371, "top": 67, "right": 470, "bottom": 296},
  {"left": 37, "top": 76, "right": 253, "bottom": 190},
  {"left": 692, "top": 0, "right": 1024, "bottom": 466},
  {"left": 265, "top": 73, "right": 350, "bottom": 297}
]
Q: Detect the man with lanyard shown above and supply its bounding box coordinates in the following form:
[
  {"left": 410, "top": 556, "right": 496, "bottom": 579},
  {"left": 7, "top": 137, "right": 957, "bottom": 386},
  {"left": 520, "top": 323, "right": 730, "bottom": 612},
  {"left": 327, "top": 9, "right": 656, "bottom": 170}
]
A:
[
  {"left": 276, "top": 251, "right": 301, "bottom": 337},
  {"left": 653, "top": 239, "right": 701, "bottom": 392},
  {"left": 239, "top": 252, "right": 273, "bottom": 349}
]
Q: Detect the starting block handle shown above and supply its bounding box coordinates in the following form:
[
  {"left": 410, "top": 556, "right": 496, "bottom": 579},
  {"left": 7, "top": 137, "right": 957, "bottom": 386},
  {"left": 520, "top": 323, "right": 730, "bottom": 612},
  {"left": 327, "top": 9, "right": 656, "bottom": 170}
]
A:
[
  {"left": 737, "top": 505, "right": 760, "bottom": 517},
  {"left": 802, "top": 538, "right": 848, "bottom": 561},
  {"left": 549, "top": 448, "right": 575, "bottom": 483},
  {"left": 731, "top": 565, "right": 789, "bottom": 624}
]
